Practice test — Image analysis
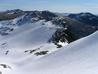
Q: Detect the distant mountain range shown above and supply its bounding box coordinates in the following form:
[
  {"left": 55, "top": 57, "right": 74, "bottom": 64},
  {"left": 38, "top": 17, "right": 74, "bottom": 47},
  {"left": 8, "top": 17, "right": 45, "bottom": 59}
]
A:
[
  {"left": 68, "top": 12, "right": 98, "bottom": 26},
  {"left": 0, "top": 9, "right": 98, "bottom": 47}
]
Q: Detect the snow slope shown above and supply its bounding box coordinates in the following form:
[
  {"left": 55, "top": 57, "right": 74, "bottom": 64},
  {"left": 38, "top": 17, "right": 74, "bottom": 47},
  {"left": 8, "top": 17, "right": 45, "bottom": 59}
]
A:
[
  {"left": 16, "top": 31, "right": 98, "bottom": 74},
  {"left": 0, "top": 16, "right": 59, "bottom": 73},
  {"left": 0, "top": 14, "right": 98, "bottom": 74},
  {"left": 29, "top": 31, "right": 98, "bottom": 74},
  {"left": 0, "top": 28, "right": 98, "bottom": 74}
]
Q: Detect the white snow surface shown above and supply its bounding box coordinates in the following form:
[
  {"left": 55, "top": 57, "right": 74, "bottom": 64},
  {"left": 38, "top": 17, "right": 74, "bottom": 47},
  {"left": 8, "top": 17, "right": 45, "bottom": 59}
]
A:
[{"left": 0, "top": 16, "right": 98, "bottom": 74}]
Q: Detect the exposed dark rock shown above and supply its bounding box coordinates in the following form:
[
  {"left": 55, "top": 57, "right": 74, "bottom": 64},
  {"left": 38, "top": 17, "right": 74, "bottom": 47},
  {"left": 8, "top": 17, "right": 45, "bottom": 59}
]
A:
[
  {"left": 49, "top": 16, "right": 98, "bottom": 47},
  {"left": 5, "top": 50, "right": 9, "bottom": 55},
  {"left": 34, "top": 51, "right": 48, "bottom": 56},
  {"left": 0, "top": 9, "right": 24, "bottom": 21},
  {"left": 24, "top": 48, "right": 40, "bottom": 54},
  {"left": 0, "top": 27, "right": 14, "bottom": 36},
  {"left": 0, "top": 64, "right": 11, "bottom": 69},
  {"left": 24, "top": 49, "right": 36, "bottom": 54},
  {"left": 68, "top": 12, "right": 98, "bottom": 26}
]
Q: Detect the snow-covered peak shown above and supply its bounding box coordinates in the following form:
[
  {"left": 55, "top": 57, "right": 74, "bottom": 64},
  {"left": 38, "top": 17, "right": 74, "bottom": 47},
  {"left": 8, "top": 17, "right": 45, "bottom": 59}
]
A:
[{"left": 5, "top": 9, "right": 23, "bottom": 14}]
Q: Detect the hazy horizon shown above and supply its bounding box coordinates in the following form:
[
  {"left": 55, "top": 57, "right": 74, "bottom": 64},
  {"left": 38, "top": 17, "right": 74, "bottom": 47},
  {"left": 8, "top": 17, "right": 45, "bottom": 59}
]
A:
[{"left": 0, "top": 0, "right": 98, "bottom": 14}]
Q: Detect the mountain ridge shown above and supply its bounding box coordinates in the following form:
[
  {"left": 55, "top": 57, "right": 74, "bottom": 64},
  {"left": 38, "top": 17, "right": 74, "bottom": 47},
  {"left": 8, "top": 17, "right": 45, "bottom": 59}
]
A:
[{"left": 0, "top": 9, "right": 98, "bottom": 47}]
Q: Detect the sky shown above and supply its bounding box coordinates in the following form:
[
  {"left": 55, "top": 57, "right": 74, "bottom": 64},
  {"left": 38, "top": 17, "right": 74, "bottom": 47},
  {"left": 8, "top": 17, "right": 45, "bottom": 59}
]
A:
[{"left": 0, "top": 0, "right": 98, "bottom": 14}]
